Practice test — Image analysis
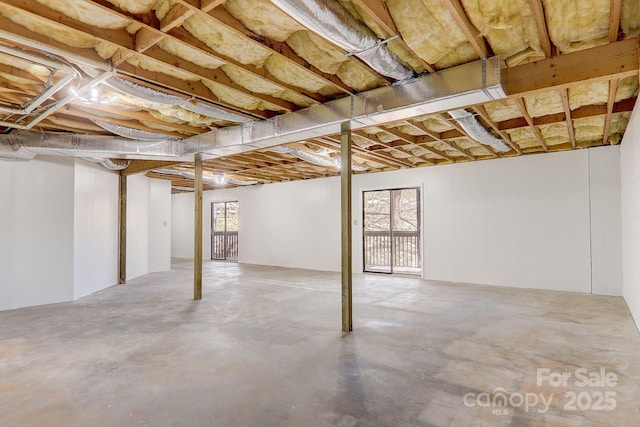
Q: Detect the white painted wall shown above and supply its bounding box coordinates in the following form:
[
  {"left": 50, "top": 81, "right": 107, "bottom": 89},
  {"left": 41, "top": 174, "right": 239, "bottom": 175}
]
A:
[
  {"left": 0, "top": 157, "right": 75, "bottom": 310},
  {"left": 621, "top": 103, "right": 640, "bottom": 329},
  {"left": 73, "top": 160, "right": 119, "bottom": 300},
  {"left": 354, "top": 150, "right": 592, "bottom": 292},
  {"left": 148, "top": 179, "right": 172, "bottom": 273},
  {"left": 589, "top": 146, "right": 622, "bottom": 296},
  {"left": 173, "top": 148, "right": 621, "bottom": 294},
  {"left": 172, "top": 178, "right": 341, "bottom": 271},
  {"left": 126, "top": 174, "right": 171, "bottom": 280}
]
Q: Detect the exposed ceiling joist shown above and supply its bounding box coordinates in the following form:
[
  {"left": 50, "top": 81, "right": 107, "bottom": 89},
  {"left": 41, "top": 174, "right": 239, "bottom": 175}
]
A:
[
  {"left": 602, "top": 79, "right": 619, "bottom": 145},
  {"left": 514, "top": 98, "right": 548, "bottom": 152},
  {"left": 528, "top": 0, "right": 552, "bottom": 58},
  {"left": 560, "top": 89, "right": 577, "bottom": 149},
  {"left": 441, "top": 0, "right": 490, "bottom": 58}
]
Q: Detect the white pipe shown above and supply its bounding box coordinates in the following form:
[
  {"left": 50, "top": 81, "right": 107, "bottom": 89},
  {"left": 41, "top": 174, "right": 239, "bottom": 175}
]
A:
[
  {"left": 25, "top": 69, "right": 115, "bottom": 129},
  {"left": 0, "top": 44, "right": 79, "bottom": 116}
]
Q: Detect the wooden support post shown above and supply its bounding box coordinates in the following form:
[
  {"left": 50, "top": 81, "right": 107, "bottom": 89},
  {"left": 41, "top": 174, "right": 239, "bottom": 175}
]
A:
[
  {"left": 118, "top": 173, "right": 127, "bottom": 284},
  {"left": 341, "top": 121, "right": 353, "bottom": 332},
  {"left": 194, "top": 153, "right": 203, "bottom": 300}
]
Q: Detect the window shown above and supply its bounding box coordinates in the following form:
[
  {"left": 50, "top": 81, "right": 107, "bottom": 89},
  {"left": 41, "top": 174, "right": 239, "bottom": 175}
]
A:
[
  {"left": 211, "top": 201, "right": 239, "bottom": 261},
  {"left": 363, "top": 188, "right": 421, "bottom": 275}
]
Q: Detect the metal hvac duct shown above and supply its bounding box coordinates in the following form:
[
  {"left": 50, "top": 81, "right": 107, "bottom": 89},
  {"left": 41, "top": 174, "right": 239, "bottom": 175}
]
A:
[
  {"left": 270, "top": 0, "right": 413, "bottom": 80},
  {"left": 448, "top": 109, "right": 510, "bottom": 152},
  {"left": 0, "top": 131, "right": 199, "bottom": 161},
  {"left": 190, "top": 57, "right": 507, "bottom": 159}
]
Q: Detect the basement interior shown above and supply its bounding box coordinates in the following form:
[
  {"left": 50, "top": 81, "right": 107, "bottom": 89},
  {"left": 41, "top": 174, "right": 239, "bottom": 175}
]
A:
[{"left": 1, "top": 0, "right": 640, "bottom": 425}]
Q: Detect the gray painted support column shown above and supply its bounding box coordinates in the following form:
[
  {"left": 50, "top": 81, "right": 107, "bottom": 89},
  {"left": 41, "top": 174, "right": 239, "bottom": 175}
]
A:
[
  {"left": 341, "top": 121, "right": 353, "bottom": 332},
  {"left": 194, "top": 153, "right": 203, "bottom": 300}
]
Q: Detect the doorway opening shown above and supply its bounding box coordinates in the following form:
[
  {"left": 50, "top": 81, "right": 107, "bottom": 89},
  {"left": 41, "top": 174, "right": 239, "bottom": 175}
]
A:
[
  {"left": 211, "top": 201, "right": 238, "bottom": 261},
  {"left": 363, "top": 188, "right": 421, "bottom": 275}
]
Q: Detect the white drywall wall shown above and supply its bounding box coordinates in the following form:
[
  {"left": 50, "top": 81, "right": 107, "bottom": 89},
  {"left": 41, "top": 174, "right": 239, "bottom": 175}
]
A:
[
  {"left": 126, "top": 174, "right": 171, "bottom": 280},
  {"left": 172, "top": 148, "right": 621, "bottom": 294},
  {"left": 148, "top": 178, "right": 172, "bottom": 273},
  {"left": 589, "top": 146, "right": 622, "bottom": 296},
  {"left": 353, "top": 150, "right": 592, "bottom": 292},
  {"left": 73, "top": 160, "right": 119, "bottom": 300},
  {"left": 0, "top": 156, "right": 75, "bottom": 310},
  {"left": 126, "top": 174, "right": 150, "bottom": 279},
  {"left": 172, "top": 178, "right": 341, "bottom": 271},
  {"left": 621, "top": 103, "right": 640, "bottom": 330}
]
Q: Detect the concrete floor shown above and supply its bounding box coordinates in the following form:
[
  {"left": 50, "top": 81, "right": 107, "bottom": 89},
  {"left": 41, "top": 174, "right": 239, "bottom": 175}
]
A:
[{"left": 1, "top": 260, "right": 640, "bottom": 427}]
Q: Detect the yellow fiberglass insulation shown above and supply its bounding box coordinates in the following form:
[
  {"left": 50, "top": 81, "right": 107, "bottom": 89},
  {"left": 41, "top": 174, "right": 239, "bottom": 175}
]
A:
[
  {"left": 484, "top": 99, "right": 522, "bottom": 122},
  {"left": 524, "top": 91, "right": 564, "bottom": 118},
  {"left": 336, "top": 61, "right": 386, "bottom": 92},
  {"left": 573, "top": 116, "right": 605, "bottom": 142},
  {"left": 264, "top": 56, "right": 341, "bottom": 97},
  {"left": 461, "top": 0, "right": 544, "bottom": 66},
  {"left": 106, "top": 0, "right": 158, "bottom": 15},
  {"left": 539, "top": 123, "right": 570, "bottom": 146},
  {"left": 126, "top": 55, "right": 198, "bottom": 82},
  {"left": 508, "top": 126, "right": 539, "bottom": 149},
  {"left": 569, "top": 81, "right": 609, "bottom": 110},
  {"left": 36, "top": 0, "right": 130, "bottom": 30},
  {"left": 224, "top": 0, "right": 305, "bottom": 42},
  {"left": 386, "top": 0, "right": 477, "bottom": 68},
  {"left": 141, "top": 120, "right": 194, "bottom": 136},
  {"left": 157, "top": 38, "right": 226, "bottom": 70},
  {"left": 286, "top": 31, "right": 346, "bottom": 75},
  {"left": 0, "top": 4, "right": 117, "bottom": 59},
  {"left": 415, "top": 116, "right": 454, "bottom": 133},
  {"left": 542, "top": 0, "right": 610, "bottom": 53},
  {"left": 455, "top": 138, "right": 480, "bottom": 150},
  {"left": 202, "top": 80, "right": 286, "bottom": 112},
  {"left": 0, "top": 53, "right": 49, "bottom": 79},
  {"left": 621, "top": 0, "right": 640, "bottom": 37},
  {"left": 469, "top": 146, "right": 493, "bottom": 156},
  {"left": 221, "top": 64, "right": 316, "bottom": 108},
  {"left": 339, "top": 0, "right": 424, "bottom": 72},
  {"left": 183, "top": 14, "right": 271, "bottom": 67},
  {"left": 353, "top": 134, "right": 375, "bottom": 148},
  {"left": 616, "top": 76, "right": 639, "bottom": 102},
  {"left": 285, "top": 31, "right": 384, "bottom": 92},
  {"left": 611, "top": 112, "right": 631, "bottom": 135}
]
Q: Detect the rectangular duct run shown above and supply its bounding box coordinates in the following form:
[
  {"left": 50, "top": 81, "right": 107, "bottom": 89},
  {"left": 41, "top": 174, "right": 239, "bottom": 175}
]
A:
[{"left": 192, "top": 57, "right": 506, "bottom": 159}]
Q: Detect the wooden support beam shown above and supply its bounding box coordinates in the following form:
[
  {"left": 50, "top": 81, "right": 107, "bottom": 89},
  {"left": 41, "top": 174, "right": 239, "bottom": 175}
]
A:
[
  {"left": 194, "top": 153, "right": 203, "bottom": 300},
  {"left": 514, "top": 98, "right": 548, "bottom": 152},
  {"left": 610, "top": 0, "right": 622, "bottom": 42},
  {"left": 441, "top": 0, "right": 490, "bottom": 58},
  {"left": 528, "top": 0, "right": 552, "bottom": 58},
  {"left": 504, "top": 38, "right": 639, "bottom": 96},
  {"left": 119, "top": 174, "right": 127, "bottom": 284},
  {"left": 560, "top": 89, "right": 576, "bottom": 148},
  {"left": 340, "top": 122, "right": 353, "bottom": 333},
  {"left": 121, "top": 160, "right": 187, "bottom": 175},
  {"left": 602, "top": 79, "right": 619, "bottom": 145}
]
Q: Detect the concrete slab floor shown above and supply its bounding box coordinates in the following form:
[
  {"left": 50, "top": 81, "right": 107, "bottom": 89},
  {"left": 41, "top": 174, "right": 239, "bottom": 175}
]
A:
[{"left": 1, "top": 259, "right": 640, "bottom": 427}]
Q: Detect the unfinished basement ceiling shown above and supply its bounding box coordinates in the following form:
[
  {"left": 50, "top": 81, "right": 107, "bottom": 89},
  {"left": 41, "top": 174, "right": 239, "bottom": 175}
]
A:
[{"left": 0, "top": 0, "right": 638, "bottom": 191}]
